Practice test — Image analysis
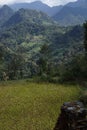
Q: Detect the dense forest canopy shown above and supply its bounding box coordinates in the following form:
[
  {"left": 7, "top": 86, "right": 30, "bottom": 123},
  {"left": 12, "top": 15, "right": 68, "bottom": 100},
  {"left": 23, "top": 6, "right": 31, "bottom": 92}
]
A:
[{"left": 0, "top": 4, "right": 86, "bottom": 82}]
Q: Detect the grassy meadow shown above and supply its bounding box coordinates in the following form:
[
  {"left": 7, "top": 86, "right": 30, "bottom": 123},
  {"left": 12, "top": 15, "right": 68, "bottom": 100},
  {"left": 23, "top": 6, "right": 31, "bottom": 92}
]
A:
[{"left": 0, "top": 80, "right": 81, "bottom": 130}]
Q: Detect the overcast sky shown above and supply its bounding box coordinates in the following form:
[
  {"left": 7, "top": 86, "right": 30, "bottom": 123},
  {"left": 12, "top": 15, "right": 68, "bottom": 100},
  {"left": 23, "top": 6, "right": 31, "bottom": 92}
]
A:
[{"left": 0, "top": 0, "right": 78, "bottom": 6}]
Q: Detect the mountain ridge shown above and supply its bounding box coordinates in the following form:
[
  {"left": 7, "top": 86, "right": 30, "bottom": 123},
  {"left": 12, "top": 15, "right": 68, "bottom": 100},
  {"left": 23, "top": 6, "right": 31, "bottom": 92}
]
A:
[
  {"left": 9, "top": 1, "right": 63, "bottom": 16},
  {"left": 0, "top": 5, "right": 14, "bottom": 26},
  {"left": 67, "top": 0, "right": 87, "bottom": 8},
  {"left": 52, "top": 0, "right": 87, "bottom": 26},
  {"left": 3, "top": 8, "right": 53, "bottom": 28}
]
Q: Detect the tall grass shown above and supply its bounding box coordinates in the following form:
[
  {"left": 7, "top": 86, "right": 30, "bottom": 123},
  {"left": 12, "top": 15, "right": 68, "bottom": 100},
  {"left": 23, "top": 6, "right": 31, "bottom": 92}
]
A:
[{"left": 0, "top": 80, "right": 80, "bottom": 130}]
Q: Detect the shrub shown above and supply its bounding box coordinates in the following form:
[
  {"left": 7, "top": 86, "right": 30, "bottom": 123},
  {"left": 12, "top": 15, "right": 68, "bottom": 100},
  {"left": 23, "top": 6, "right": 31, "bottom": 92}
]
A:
[{"left": 79, "top": 91, "right": 87, "bottom": 106}]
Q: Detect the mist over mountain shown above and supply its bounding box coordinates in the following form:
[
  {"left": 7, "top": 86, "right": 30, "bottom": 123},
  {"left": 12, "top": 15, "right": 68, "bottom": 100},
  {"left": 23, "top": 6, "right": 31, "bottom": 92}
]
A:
[
  {"left": 52, "top": 0, "right": 87, "bottom": 26},
  {"left": 8, "top": 0, "right": 87, "bottom": 26},
  {"left": 67, "top": 0, "right": 87, "bottom": 8},
  {"left": 0, "top": 0, "right": 87, "bottom": 26},
  {"left": 9, "top": 1, "right": 63, "bottom": 16},
  {"left": 53, "top": 6, "right": 87, "bottom": 26}
]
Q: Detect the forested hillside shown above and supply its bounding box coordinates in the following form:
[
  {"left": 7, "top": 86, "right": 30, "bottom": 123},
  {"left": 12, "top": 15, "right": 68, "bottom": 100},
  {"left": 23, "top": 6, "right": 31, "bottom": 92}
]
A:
[
  {"left": 0, "top": 5, "right": 86, "bottom": 81},
  {"left": 53, "top": 6, "right": 87, "bottom": 26},
  {"left": 0, "top": 0, "right": 87, "bottom": 26},
  {"left": 10, "top": 1, "right": 63, "bottom": 16},
  {"left": 0, "top": 5, "right": 14, "bottom": 26}
]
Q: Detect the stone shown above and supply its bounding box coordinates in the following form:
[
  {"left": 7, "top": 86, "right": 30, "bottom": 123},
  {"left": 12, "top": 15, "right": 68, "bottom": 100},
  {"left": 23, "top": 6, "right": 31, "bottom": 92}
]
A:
[{"left": 54, "top": 101, "right": 87, "bottom": 130}]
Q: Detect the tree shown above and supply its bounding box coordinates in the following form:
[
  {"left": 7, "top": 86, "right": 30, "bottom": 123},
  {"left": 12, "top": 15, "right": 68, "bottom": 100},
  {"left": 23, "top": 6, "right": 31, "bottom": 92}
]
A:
[
  {"left": 83, "top": 22, "right": 87, "bottom": 55},
  {"left": 38, "top": 44, "right": 50, "bottom": 75},
  {"left": 0, "top": 43, "right": 4, "bottom": 60},
  {"left": 8, "top": 45, "right": 26, "bottom": 79},
  {"left": 0, "top": 43, "right": 6, "bottom": 80}
]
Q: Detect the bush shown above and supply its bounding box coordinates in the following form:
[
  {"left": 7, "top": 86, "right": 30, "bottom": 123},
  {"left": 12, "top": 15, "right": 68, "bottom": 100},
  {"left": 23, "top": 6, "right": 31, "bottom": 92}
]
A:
[
  {"left": 40, "top": 73, "right": 48, "bottom": 81},
  {"left": 79, "top": 91, "right": 87, "bottom": 106},
  {"left": 59, "top": 55, "right": 87, "bottom": 82}
]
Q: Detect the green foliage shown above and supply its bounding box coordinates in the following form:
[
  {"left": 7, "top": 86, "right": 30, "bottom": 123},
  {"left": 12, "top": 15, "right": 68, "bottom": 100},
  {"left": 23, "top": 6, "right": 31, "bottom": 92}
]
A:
[
  {"left": 0, "top": 7, "right": 85, "bottom": 81},
  {"left": 80, "top": 90, "right": 87, "bottom": 106},
  {"left": 0, "top": 23, "right": 84, "bottom": 81},
  {"left": 59, "top": 54, "right": 87, "bottom": 82},
  {"left": 53, "top": 6, "right": 87, "bottom": 26},
  {"left": 0, "top": 43, "right": 4, "bottom": 60},
  {"left": 0, "top": 5, "right": 14, "bottom": 26},
  {"left": 38, "top": 44, "right": 51, "bottom": 76},
  {"left": 83, "top": 21, "right": 87, "bottom": 54},
  {"left": 3, "top": 8, "right": 53, "bottom": 27},
  {"left": 50, "top": 25, "right": 84, "bottom": 62}
]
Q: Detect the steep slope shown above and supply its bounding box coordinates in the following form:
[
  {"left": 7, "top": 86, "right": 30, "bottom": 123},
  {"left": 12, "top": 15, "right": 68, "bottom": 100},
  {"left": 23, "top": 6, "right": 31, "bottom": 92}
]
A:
[
  {"left": 10, "top": 1, "right": 63, "bottom": 16},
  {"left": 0, "top": 6, "right": 84, "bottom": 63},
  {"left": 52, "top": 0, "right": 87, "bottom": 26},
  {"left": 0, "top": 21, "right": 84, "bottom": 62},
  {"left": 0, "top": 8, "right": 55, "bottom": 59},
  {"left": 3, "top": 8, "right": 53, "bottom": 27},
  {"left": 49, "top": 25, "right": 84, "bottom": 62},
  {"left": 0, "top": 5, "right": 14, "bottom": 26},
  {"left": 67, "top": 0, "right": 87, "bottom": 8},
  {"left": 51, "top": 6, "right": 63, "bottom": 16},
  {"left": 53, "top": 6, "right": 87, "bottom": 26}
]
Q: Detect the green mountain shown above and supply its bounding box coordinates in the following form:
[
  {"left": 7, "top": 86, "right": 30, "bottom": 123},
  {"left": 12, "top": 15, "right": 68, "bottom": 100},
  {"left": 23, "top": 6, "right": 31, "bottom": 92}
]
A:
[
  {"left": 49, "top": 25, "right": 84, "bottom": 62},
  {"left": 0, "top": 2, "right": 86, "bottom": 80},
  {"left": 0, "top": 8, "right": 55, "bottom": 61},
  {"left": 10, "top": 1, "right": 63, "bottom": 16},
  {"left": 0, "top": 5, "right": 14, "bottom": 26},
  {"left": 3, "top": 8, "right": 53, "bottom": 27},
  {"left": 53, "top": 6, "right": 87, "bottom": 26},
  {"left": 52, "top": 0, "right": 87, "bottom": 26},
  {"left": 0, "top": 7, "right": 84, "bottom": 78},
  {"left": 0, "top": 7, "right": 84, "bottom": 63},
  {"left": 67, "top": 0, "right": 87, "bottom": 8},
  {"left": 0, "top": 21, "right": 84, "bottom": 63}
]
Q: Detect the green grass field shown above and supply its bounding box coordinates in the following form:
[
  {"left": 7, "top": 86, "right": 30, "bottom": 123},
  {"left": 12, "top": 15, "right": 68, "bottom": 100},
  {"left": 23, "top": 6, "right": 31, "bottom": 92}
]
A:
[{"left": 0, "top": 80, "right": 81, "bottom": 130}]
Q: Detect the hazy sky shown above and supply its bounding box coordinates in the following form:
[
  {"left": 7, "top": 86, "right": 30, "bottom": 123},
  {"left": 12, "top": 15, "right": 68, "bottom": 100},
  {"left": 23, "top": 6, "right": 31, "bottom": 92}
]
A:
[{"left": 0, "top": 0, "right": 78, "bottom": 6}]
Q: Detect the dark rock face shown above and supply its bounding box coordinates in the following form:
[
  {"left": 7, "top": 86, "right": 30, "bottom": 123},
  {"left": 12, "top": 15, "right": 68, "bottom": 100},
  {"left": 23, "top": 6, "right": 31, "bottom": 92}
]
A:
[{"left": 54, "top": 101, "right": 87, "bottom": 130}]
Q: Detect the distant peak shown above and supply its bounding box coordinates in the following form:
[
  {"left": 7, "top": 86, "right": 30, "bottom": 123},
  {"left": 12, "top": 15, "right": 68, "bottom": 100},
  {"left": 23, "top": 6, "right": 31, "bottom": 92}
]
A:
[
  {"left": 30, "top": 1, "right": 48, "bottom": 5},
  {"left": 1, "top": 4, "right": 13, "bottom": 11},
  {"left": 32, "top": 1, "right": 42, "bottom": 3},
  {"left": 78, "top": 0, "right": 86, "bottom": 1},
  {"left": 31, "top": 1, "right": 44, "bottom": 4},
  {"left": 2, "top": 4, "right": 10, "bottom": 8},
  {"left": 76, "top": 0, "right": 87, "bottom": 3}
]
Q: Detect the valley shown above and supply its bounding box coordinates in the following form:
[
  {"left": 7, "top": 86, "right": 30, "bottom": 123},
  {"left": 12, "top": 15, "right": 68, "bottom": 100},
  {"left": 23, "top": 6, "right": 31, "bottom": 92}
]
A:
[{"left": 0, "top": 1, "right": 87, "bottom": 129}]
